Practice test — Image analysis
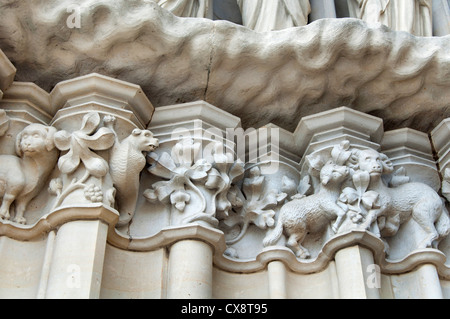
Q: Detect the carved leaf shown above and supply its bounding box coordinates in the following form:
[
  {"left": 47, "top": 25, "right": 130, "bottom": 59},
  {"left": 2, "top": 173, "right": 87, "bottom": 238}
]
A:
[
  {"left": 54, "top": 130, "right": 72, "bottom": 151},
  {"left": 147, "top": 152, "right": 177, "bottom": 179},
  {"left": 205, "top": 168, "right": 225, "bottom": 189},
  {"left": 76, "top": 127, "right": 115, "bottom": 151},
  {"left": 243, "top": 167, "right": 264, "bottom": 200},
  {"left": 189, "top": 159, "right": 212, "bottom": 180},
  {"left": 79, "top": 112, "right": 101, "bottom": 135},
  {"left": 79, "top": 150, "right": 110, "bottom": 178},
  {"left": 58, "top": 148, "right": 80, "bottom": 174},
  {"left": 331, "top": 140, "right": 352, "bottom": 165},
  {"left": 361, "top": 191, "right": 380, "bottom": 210},
  {"left": 228, "top": 159, "right": 245, "bottom": 183},
  {"left": 353, "top": 170, "right": 370, "bottom": 198},
  {"left": 248, "top": 209, "right": 275, "bottom": 229}
]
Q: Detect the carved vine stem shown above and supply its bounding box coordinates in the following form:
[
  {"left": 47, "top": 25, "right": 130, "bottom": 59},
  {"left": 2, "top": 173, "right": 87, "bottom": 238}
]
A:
[{"left": 50, "top": 170, "right": 90, "bottom": 211}]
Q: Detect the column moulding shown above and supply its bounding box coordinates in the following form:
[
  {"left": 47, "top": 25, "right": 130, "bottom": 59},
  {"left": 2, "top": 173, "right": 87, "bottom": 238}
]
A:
[{"left": 0, "top": 48, "right": 16, "bottom": 98}]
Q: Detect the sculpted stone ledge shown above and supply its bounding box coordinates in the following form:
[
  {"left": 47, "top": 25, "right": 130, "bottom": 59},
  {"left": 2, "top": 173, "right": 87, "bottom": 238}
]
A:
[
  {"left": 106, "top": 223, "right": 450, "bottom": 279},
  {"left": 0, "top": 204, "right": 119, "bottom": 241},
  {"left": 0, "top": 1, "right": 449, "bottom": 133}
]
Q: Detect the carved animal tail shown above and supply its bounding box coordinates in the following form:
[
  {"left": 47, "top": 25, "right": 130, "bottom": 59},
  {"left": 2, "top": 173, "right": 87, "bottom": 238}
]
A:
[{"left": 263, "top": 218, "right": 283, "bottom": 247}]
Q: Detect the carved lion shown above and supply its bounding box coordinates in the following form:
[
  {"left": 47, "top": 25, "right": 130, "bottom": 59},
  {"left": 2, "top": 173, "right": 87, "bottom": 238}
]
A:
[
  {"left": 263, "top": 161, "right": 349, "bottom": 258},
  {"left": 350, "top": 148, "right": 450, "bottom": 249},
  {"left": 0, "top": 124, "right": 58, "bottom": 224}
]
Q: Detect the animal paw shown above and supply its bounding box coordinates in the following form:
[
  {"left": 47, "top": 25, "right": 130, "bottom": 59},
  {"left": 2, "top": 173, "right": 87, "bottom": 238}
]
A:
[
  {"left": 0, "top": 210, "right": 10, "bottom": 220},
  {"left": 296, "top": 249, "right": 311, "bottom": 259},
  {"left": 13, "top": 216, "right": 26, "bottom": 225}
]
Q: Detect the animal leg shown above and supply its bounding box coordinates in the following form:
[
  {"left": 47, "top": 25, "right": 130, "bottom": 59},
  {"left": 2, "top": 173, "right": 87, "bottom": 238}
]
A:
[
  {"left": 413, "top": 202, "right": 440, "bottom": 249},
  {"left": 287, "top": 231, "right": 310, "bottom": 259},
  {"left": 13, "top": 198, "right": 29, "bottom": 224},
  {"left": 0, "top": 193, "right": 15, "bottom": 220},
  {"left": 331, "top": 207, "right": 347, "bottom": 233}
]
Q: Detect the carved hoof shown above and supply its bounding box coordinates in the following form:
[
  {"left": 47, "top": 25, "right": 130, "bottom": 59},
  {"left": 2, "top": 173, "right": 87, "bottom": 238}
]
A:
[
  {"left": 13, "top": 216, "right": 26, "bottom": 225},
  {"left": 296, "top": 249, "right": 311, "bottom": 259},
  {"left": 0, "top": 211, "right": 10, "bottom": 220}
]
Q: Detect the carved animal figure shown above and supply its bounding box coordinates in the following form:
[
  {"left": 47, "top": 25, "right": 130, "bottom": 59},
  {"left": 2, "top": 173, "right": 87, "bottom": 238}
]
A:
[
  {"left": 107, "top": 120, "right": 159, "bottom": 227},
  {"left": 0, "top": 124, "right": 58, "bottom": 224},
  {"left": 352, "top": 148, "right": 450, "bottom": 249},
  {"left": 263, "top": 161, "right": 349, "bottom": 258}
]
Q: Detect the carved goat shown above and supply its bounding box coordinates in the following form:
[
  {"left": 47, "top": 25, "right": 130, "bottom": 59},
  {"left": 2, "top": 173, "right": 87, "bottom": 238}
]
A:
[
  {"left": 0, "top": 124, "right": 58, "bottom": 224},
  {"left": 263, "top": 161, "right": 349, "bottom": 258}
]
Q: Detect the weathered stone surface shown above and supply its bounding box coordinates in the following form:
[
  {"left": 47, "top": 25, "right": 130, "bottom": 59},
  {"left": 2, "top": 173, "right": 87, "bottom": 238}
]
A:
[{"left": 0, "top": 1, "right": 449, "bottom": 133}]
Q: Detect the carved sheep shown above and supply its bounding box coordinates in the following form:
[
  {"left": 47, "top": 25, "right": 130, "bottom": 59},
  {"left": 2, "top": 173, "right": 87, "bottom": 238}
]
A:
[
  {"left": 0, "top": 124, "right": 58, "bottom": 224},
  {"left": 263, "top": 161, "right": 349, "bottom": 258},
  {"left": 350, "top": 148, "right": 450, "bottom": 249}
]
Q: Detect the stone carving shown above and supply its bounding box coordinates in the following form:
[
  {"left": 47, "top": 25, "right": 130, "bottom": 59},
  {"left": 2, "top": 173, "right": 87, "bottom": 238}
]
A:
[
  {"left": 105, "top": 116, "right": 159, "bottom": 227},
  {"left": 155, "top": 0, "right": 211, "bottom": 18},
  {"left": 51, "top": 112, "right": 115, "bottom": 209},
  {"left": 237, "top": 0, "right": 311, "bottom": 32},
  {"left": 442, "top": 168, "right": 450, "bottom": 203},
  {"left": 0, "top": 123, "right": 59, "bottom": 224},
  {"left": 263, "top": 160, "right": 350, "bottom": 258},
  {"left": 347, "top": 0, "right": 433, "bottom": 36},
  {"left": 346, "top": 147, "right": 450, "bottom": 249},
  {"left": 1, "top": 1, "right": 449, "bottom": 135},
  {"left": 223, "top": 166, "right": 288, "bottom": 245},
  {"left": 144, "top": 139, "right": 244, "bottom": 227}
]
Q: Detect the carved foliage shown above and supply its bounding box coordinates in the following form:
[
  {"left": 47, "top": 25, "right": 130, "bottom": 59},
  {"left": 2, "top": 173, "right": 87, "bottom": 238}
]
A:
[{"left": 144, "top": 138, "right": 245, "bottom": 227}]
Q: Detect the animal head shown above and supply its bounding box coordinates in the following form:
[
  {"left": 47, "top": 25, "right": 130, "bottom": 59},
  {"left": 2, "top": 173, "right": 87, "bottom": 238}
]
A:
[
  {"left": 129, "top": 128, "right": 159, "bottom": 152},
  {"left": 349, "top": 148, "right": 394, "bottom": 176},
  {"left": 320, "top": 161, "right": 350, "bottom": 186},
  {"left": 16, "top": 124, "right": 57, "bottom": 158}
]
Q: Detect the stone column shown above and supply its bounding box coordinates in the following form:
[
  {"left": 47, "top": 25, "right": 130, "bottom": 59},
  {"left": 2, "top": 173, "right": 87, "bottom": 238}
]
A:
[
  {"left": 267, "top": 261, "right": 288, "bottom": 299},
  {"left": 335, "top": 245, "right": 380, "bottom": 299},
  {"left": 167, "top": 239, "right": 214, "bottom": 299},
  {"left": 45, "top": 219, "right": 109, "bottom": 298},
  {"left": 416, "top": 264, "right": 444, "bottom": 299}
]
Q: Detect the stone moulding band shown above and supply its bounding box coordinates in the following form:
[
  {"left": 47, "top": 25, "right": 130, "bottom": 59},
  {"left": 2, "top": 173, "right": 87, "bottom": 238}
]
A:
[
  {"left": 106, "top": 223, "right": 450, "bottom": 279},
  {"left": 0, "top": 209, "right": 449, "bottom": 278},
  {"left": 0, "top": 204, "right": 119, "bottom": 242}
]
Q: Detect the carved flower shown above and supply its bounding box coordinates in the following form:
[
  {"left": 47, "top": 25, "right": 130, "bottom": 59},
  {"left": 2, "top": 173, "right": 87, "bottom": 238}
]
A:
[
  {"left": 54, "top": 112, "right": 115, "bottom": 177},
  {"left": 144, "top": 139, "right": 212, "bottom": 212},
  {"left": 48, "top": 178, "right": 63, "bottom": 196}
]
